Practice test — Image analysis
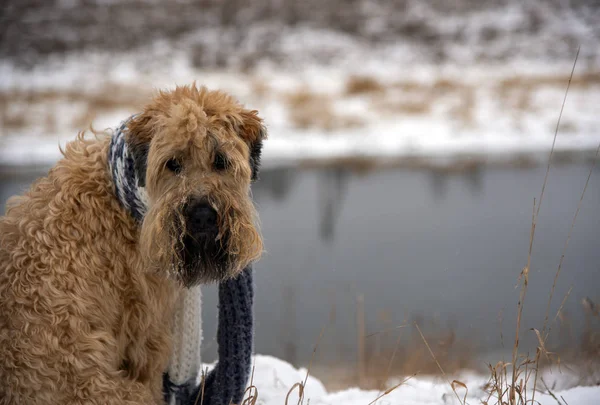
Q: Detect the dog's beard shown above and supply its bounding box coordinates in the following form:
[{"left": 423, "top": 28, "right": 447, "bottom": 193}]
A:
[
  {"left": 176, "top": 231, "right": 231, "bottom": 287},
  {"left": 139, "top": 189, "right": 263, "bottom": 286}
]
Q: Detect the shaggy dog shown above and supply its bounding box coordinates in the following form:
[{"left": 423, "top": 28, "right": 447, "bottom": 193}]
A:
[{"left": 0, "top": 85, "right": 266, "bottom": 404}]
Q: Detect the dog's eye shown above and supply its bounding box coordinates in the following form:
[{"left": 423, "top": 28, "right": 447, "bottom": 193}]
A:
[
  {"left": 166, "top": 158, "right": 182, "bottom": 174},
  {"left": 213, "top": 153, "right": 228, "bottom": 171}
]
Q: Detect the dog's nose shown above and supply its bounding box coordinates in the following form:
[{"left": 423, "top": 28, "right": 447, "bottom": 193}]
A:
[{"left": 185, "top": 200, "right": 218, "bottom": 232}]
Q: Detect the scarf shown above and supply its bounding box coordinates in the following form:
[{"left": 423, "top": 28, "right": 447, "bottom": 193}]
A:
[{"left": 108, "top": 118, "right": 253, "bottom": 405}]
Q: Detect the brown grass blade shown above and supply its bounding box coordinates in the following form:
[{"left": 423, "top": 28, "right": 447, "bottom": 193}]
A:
[
  {"left": 415, "top": 322, "right": 465, "bottom": 405},
  {"left": 530, "top": 45, "right": 584, "bottom": 405},
  {"left": 285, "top": 382, "right": 304, "bottom": 405},
  {"left": 377, "top": 326, "right": 407, "bottom": 395},
  {"left": 299, "top": 323, "right": 328, "bottom": 405},
  {"left": 451, "top": 380, "right": 469, "bottom": 405},
  {"left": 367, "top": 373, "right": 417, "bottom": 405},
  {"left": 240, "top": 385, "right": 258, "bottom": 405},
  {"left": 510, "top": 198, "right": 535, "bottom": 404},
  {"left": 542, "top": 140, "right": 600, "bottom": 339},
  {"left": 536, "top": 45, "right": 580, "bottom": 218}
]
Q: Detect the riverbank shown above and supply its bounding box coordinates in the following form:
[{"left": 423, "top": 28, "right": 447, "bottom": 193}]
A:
[{"left": 1, "top": 57, "right": 599, "bottom": 170}]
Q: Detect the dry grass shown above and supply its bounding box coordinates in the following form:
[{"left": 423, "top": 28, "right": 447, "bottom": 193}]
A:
[
  {"left": 498, "top": 71, "right": 600, "bottom": 92},
  {"left": 250, "top": 79, "right": 271, "bottom": 100},
  {"left": 345, "top": 75, "right": 385, "bottom": 95},
  {"left": 374, "top": 98, "right": 432, "bottom": 115},
  {"left": 575, "top": 299, "right": 600, "bottom": 383},
  {"left": 285, "top": 90, "right": 335, "bottom": 130},
  {"left": 355, "top": 321, "right": 474, "bottom": 390},
  {"left": 285, "top": 89, "right": 363, "bottom": 131},
  {"left": 369, "top": 78, "right": 476, "bottom": 124},
  {"left": 533, "top": 298, "right": 600, "bottom": 387},
  {"left": 0, "top": 109, "right": 27, "bottom": 130},
  {"left": 480, "top": 47, "right": 600, "bottom": 405},
  {"left": 3, "top": 84, "right": 149, "bottom": 109},
  {"left": 0, "top": 84, "right": 150, "bottom": 131},
  {"left": 430, "top": 78, "right": 462, "bottom": 94},
  {"left": 496, "top": 71, "right": 600, "bottom": 116},
  {"left": 4, "top": 70, "right": 599, "bottom": 135}
]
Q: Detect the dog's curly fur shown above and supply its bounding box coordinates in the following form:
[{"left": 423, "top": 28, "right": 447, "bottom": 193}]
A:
[{"left": 0, "top": 85, "right": 266, "bottom": 404}]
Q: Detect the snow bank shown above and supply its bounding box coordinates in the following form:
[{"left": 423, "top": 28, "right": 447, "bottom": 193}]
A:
[
  {"left": 1, "top": 52, "right": 599, "bottom": 169},
  {"left": 228, "top": 355, "right": 599, "bottom": 405}
]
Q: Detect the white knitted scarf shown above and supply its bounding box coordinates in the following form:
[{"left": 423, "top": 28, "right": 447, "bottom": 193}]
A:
[{"left": 108, "top": 119, "right": 202, "bottom": 404}]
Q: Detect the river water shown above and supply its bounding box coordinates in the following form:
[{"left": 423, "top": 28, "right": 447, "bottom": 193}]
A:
[{"left": 1, "top": 163, "right": 599, "bottom": 372}]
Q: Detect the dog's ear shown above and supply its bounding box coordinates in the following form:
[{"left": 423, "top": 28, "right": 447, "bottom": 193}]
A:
[
  {"left": 238, "top": 110, "right": 267, "bottom": 181},
  {"left": 126, "top": 113, "right": 155, "bottom": 188}
]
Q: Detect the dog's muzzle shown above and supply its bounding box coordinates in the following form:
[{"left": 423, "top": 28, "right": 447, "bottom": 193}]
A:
[{"left": 178, "top": 198, "right": 230, "bottom": 286}]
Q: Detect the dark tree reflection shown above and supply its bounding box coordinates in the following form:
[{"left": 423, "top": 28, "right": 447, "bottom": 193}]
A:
[{"left": 317, "top": 168, "right": 349, "bottom": 243}]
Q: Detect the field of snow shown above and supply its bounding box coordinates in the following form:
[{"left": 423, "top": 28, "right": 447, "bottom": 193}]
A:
[
  {"left": 207, "top": 355, "right": 599, "bottom": 405},
  {"left": 1, "top": 53, "right": 599, "bottom": 169}
]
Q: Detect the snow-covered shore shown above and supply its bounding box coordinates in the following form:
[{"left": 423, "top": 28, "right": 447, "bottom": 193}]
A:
[
  {"left": 1, "top": 54, "right": 599, "bottom": 170},
  {"left": 210, "top": 355, "right": 598, "bottom": 405}
]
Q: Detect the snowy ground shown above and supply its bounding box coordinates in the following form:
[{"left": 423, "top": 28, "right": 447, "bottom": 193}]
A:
[
  {"left": 208, "top": 355, "right": 599, "bottom": 405},
  {"left": 1, "top": 52, "right": 599, "bottom": 169},
  {"left": 2, "top": 1, "right": 600, "bottom": 169}
]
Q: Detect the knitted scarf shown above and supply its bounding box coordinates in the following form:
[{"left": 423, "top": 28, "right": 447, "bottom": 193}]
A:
[{"left": 108, "top": 118, "right": 254, "bottom": 405}]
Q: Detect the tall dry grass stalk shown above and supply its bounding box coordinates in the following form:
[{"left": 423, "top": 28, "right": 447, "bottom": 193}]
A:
[
  {"left": 357, "top": 293, "right": 366, "bottom": 387},
  {"left": 532, "top": 121, "right": 600, "bottom": 405},
  {"left": 510, "top": 46, "right": 579, "bottom": 405},
  {"left": 484, "top": 46, "right": 600, "bottom": 405}
]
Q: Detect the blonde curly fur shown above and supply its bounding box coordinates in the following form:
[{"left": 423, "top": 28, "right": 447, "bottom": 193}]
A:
[{"left": 0, "top": 85, "right": 266, "bottom": 404}]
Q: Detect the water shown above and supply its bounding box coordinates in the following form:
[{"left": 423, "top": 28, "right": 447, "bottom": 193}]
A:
[{"left": 1, "top": 163, "right": 599, "bottom": 370}]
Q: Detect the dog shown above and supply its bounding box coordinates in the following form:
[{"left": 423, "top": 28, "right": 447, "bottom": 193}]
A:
[{"left": 0, "top": 85, "right": 266, "bottom": 404}]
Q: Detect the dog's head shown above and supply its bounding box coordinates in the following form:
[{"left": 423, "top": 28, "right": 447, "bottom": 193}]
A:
[{"left": 126, "top": 85, "right": 266, "bottom": 287}]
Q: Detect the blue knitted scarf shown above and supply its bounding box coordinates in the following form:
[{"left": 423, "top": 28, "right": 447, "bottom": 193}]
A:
[{"left": 108, "top": 118, "right": 254, "bottom": 405}]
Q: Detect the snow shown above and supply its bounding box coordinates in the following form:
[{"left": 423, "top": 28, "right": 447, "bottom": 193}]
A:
[
  {"left": 212, "top": 355, "right": 599, "bottom": 405},
  {"left": 1, "top": 42, "right": 599, "bottom": 169}
]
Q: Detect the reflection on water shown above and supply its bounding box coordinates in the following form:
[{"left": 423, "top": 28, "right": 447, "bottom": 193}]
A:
[
  {"left": 317, "top": 168, "right": 349, "bottom": 242},
  {"left": 246, "top": 163, "right": 600, "bottom": 368},
  {"left": 429, "top": 166, "right": 484, "bottom": 202},
  {"left": 1, "top": 163, "right": 599, "bottom": 371}
]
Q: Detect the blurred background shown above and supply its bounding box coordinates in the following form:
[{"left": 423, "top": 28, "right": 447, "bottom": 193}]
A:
[{"left": 1, "top": 0, "right": 600, "bottom": 388}]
